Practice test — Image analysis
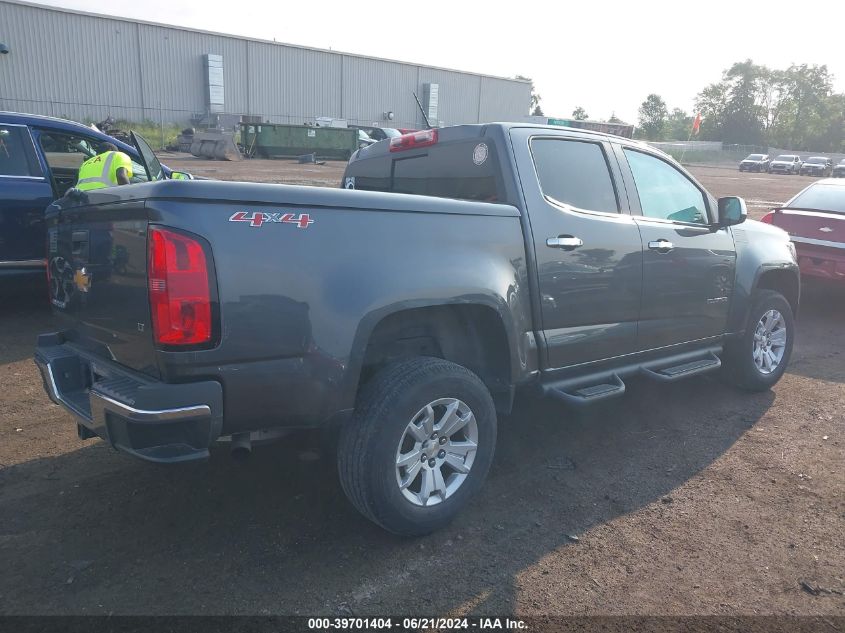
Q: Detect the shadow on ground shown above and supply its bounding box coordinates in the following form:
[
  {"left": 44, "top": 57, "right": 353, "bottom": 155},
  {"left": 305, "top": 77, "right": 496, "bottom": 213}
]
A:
[
  {"left": 1, "top": 374, "right": 776, "bottom": 615},
  {"left": 2, "top": 285, "right": 843, "bottom": 615}
]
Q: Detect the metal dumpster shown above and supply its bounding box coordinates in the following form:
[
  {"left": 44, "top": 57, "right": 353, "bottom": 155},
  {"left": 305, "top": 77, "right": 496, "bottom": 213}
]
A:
[{"left": 241, "top": 123, "right": 358, "bottom": 160}]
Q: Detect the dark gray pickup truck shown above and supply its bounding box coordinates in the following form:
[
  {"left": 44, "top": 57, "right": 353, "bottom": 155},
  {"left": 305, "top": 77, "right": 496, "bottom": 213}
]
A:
[{"left": 35, "top": 123, "right": 799, "bottom": 535}]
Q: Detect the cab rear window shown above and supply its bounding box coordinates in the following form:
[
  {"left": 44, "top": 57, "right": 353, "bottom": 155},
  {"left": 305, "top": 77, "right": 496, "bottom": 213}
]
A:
[
  {"left": 0, "top": 126, "right": 42, "bottom": 177},
  {"left": 351, "top": 139, "right": 501, "bottom": 203}
]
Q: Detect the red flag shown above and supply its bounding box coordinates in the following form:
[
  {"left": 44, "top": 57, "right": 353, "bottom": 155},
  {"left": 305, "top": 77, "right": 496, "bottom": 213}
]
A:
[{"left": 692, "top": 112, "right": 702, "bottom": 136}]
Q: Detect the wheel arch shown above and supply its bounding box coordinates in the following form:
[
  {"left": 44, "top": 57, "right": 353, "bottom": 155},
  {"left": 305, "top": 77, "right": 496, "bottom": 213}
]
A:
[
  {"left": 342, "top": 300, "right": 518, "bottom": 414},
  {"left": 755, "top": 268, "right": 800, "bottom": 318}
]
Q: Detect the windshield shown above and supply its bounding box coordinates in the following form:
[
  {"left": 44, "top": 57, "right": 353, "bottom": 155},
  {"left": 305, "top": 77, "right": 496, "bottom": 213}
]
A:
[
  {"left": 775, "top": 155, "right": 795, "bottom": 161},
  {"left": 806, "top": 157, "right": 826, "bottom": 164},
  {"left": 746, "top": 154, "right": 765, "bottom": 160},
  {"left": 381, "top": 128, "right": 402, "bottom": 138},
  {"left": 839, "top": 159, "right": 845, "bottom": 166},
  {"left": 788, "top": 184, "right": 845, "bottom": 214}
]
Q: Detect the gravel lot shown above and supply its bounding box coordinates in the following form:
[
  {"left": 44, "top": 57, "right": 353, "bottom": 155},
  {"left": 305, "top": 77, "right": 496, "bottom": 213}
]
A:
[{"left": 0, "top": 162, "right": 842, "bottom": 617}]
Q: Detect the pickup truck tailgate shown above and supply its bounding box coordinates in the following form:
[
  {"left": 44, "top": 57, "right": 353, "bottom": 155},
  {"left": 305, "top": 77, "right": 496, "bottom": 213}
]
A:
[{"left": 46, "top": 200, "right": 160, "bottom": 377}]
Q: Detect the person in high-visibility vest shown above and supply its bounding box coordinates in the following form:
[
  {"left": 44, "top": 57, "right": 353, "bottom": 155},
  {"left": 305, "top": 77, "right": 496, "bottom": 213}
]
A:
[{"left": 75, "top": 143, "right": 133, "bottom": 192}]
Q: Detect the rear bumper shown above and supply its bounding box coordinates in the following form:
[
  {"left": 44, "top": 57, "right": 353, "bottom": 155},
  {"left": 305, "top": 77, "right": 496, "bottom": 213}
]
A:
[
  {"left": 35, "top": 332, "right": 223, "bottom": 463},
  {"left": 793, "top": 238, "right": 845, "bottom": 282}
]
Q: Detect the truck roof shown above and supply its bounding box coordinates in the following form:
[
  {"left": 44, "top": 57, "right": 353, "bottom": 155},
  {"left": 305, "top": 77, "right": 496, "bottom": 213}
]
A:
[{"left": 352, "top": 122, "right": 669, "bottom": 164}]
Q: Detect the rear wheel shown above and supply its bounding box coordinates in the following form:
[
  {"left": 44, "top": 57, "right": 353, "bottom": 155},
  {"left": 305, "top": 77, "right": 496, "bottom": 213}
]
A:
[
  {"left": 338, "top": 357, "right": 497, "bottom": 536},
  {"left": 722, "top": 290, "right": 794, "bottom": 391}
]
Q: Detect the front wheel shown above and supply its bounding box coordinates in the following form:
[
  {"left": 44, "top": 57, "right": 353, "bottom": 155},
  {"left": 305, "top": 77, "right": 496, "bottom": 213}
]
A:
[
  {"left": 338, "top": 357, "right": 497, "bottom": 536},
  {"left": 722, "top": 290, "right": 795, "bottom": 391}
]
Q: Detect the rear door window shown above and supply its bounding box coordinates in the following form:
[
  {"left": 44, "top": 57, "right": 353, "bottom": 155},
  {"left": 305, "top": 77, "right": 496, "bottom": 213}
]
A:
[
  {"left": 529, "top": 138, "right": 619, "bottom": 213},
  {"left": 0, "top": 126, "right": 42, "bottom": 177}
]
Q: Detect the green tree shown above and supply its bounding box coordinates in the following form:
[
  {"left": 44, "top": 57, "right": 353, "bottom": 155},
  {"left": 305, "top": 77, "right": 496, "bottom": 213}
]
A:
[
  {"left": 693, "top": 60, "right": 841, "bottom": 150},
  {"left": 779, "top": 64, "right": 833, "bottom": 149},
  {"left": 726, "top": 60, "right": 770, "bottom": 144},
  {"left": 695, "top": 60, "right": 766, "bottom": 143},
  {"left": 637, "top": 94, "right": 668, "bottom": 140},
  {"left": 571, "top": 106, "right": 589, "bottom": 120},
  {"left": 665, "top": 108, "right": 693, "bottom": 140},
  {"left": 516, "top": 75, "right": 543, "bottom": 116},
  {"left": 694, "top": 81, "right": 729, "bottom": 140}
]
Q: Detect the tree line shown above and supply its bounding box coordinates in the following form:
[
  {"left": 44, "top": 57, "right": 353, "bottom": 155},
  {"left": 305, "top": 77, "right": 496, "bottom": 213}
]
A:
[{"left": 635, "top": 60, "right": 845, "bottom": 152}]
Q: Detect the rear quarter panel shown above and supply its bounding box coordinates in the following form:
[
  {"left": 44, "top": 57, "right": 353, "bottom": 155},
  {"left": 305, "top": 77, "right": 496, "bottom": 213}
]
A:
[{"left": 146, "top": 191, "right": 531, "bottom": 433}]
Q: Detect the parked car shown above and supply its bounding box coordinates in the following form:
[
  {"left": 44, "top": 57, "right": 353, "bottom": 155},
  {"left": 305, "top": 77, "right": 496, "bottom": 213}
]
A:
[
  {"left": 769, "top": 154, "right": 803, "bottom": 174},
  {"left": 762, "top": 178, "right": 845, "bottom": 283},
  {"left": 830, "top": 158, "right": 845, "bottom": 178},
  {"left": 0, "top": 111, "right": 189, "bottom": 285},
  {"left": 738, "top": 153, "right": 770, "bottom": 172},
  {"left": 357, "top": 129, "right": 376, "bottom": 149},
  {"left": 352, "top": 126, "right": 402, "bottom": 142},
  {"left": 35, "top": 123, "right": 799, "bottom": 536},
  {"left": 799, "top": 156, "right": 833, "bottom": 177}
]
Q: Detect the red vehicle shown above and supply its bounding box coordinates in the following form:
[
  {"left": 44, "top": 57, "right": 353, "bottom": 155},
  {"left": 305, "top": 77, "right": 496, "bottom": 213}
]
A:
[{"left": 763, "top": 178, "right": 845, "bottom": 283}]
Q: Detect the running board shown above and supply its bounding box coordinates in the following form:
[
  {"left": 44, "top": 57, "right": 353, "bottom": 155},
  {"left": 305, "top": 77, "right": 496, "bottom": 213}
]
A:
[
  {"left": 543, "top": 373, "right": 625, "bottom": 406},
  {"left": 540, "top": 346, "right": 722, "bottom": 407},
  {"left": 641, "top": 352, "right": 721, "bottom": 382}
]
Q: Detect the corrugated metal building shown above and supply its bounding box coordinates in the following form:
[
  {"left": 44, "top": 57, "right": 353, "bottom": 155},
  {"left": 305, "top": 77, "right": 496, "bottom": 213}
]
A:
[{"left": 0, "top": 0, "right": 532, "bottom": 129}]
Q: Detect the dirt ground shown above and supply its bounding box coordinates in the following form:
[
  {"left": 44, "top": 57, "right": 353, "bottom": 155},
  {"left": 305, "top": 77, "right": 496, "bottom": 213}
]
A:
[{"left": 0, "top": 163, "right": 842, "bottom": 618}]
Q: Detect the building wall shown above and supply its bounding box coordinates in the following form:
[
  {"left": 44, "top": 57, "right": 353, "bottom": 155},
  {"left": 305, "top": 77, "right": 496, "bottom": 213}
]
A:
[{"left": 0, "top": 0, "right": 531, "bottom": 129}]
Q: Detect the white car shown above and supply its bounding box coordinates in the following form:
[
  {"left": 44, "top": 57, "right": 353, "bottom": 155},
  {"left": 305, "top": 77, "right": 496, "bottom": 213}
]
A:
[{"left": 769, "top": 154, "right": 803, "bottom": 175}]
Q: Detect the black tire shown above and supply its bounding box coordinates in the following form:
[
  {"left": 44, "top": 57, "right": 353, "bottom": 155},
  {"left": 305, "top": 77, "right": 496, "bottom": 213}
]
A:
[
  {"left": 337, "top": 357, "right": 497, "bottom": 536},
  {"left": 721, "top": 290, "right": 795, "bottom": 391}
]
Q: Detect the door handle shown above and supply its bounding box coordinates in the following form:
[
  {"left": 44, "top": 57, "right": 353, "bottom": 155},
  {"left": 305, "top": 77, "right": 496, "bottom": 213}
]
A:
[
  {"left": 546, "top": 235, "right": 583, "bottom": 250},
  {"left": 648, "top": 239, "right": 674, "bottom": 252}
]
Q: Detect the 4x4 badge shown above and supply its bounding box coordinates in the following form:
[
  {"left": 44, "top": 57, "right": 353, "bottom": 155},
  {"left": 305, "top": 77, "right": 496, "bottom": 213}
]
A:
[{"left": 229, "top": 211, "right": 314, "bottom": 228}]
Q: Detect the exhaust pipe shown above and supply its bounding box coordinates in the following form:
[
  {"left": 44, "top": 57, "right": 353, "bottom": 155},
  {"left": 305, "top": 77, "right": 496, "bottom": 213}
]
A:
[{"left": 230, "top": 432, "right": 252, "bottom": 461}]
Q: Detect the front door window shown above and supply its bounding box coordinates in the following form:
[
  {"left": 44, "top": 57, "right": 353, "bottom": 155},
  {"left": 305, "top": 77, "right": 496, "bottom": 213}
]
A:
[{"left": 624, "top": 149, "right": 710, "bottom": 225}]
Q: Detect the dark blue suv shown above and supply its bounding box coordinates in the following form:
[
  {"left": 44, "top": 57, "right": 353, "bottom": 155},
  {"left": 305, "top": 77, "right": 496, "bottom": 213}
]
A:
[{"left": 0, "top": 112, "right": 181, "bottom": 285}]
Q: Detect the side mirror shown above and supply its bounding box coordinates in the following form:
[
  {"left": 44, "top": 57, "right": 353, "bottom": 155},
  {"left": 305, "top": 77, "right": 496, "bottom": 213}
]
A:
[
  {"left": 170, "top": 171, "right": 193, "bottom": 180},
  {"left": 717, "top": 196, "right": 747, "bottom": 227}
]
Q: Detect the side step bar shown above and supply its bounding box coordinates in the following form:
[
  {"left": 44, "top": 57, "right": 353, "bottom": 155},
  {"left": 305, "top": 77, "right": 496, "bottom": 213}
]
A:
[
  {"left": 641, "top": 352, "right": 721, "bottom": 382},
  {"left": 541, "top": 347, "right": 722, "bottom": 407}
]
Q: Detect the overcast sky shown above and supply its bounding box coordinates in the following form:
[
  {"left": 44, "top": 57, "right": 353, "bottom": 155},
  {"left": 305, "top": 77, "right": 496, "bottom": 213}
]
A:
[{"left": 37, "top": 0, "right": 845, "bottom": 124}]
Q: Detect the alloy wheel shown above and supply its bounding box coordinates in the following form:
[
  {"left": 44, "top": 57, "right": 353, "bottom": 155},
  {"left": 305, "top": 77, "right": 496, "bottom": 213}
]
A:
[
  {"left": 395, "top": 398, "right": 478, "bottom": 507},
  {"left": 753, "top": 309, "right": 787, "bottom": 374}
]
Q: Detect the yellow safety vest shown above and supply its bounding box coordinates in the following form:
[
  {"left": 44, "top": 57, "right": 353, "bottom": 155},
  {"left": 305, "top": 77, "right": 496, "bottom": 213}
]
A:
[{"left": 76, "top": 151, "right": 133, "bottom": 192}]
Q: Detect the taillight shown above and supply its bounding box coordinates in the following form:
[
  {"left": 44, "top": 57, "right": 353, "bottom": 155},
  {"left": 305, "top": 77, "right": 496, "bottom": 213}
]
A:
[
  {"left": 389, "top": 129, "right": 438, "bottom": 152},
  {"left": 148, "top": 226, "right": 212, "bottom": 346},
  {"left": 760, "top": 211, "right": 776, "bottom": 224}
]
